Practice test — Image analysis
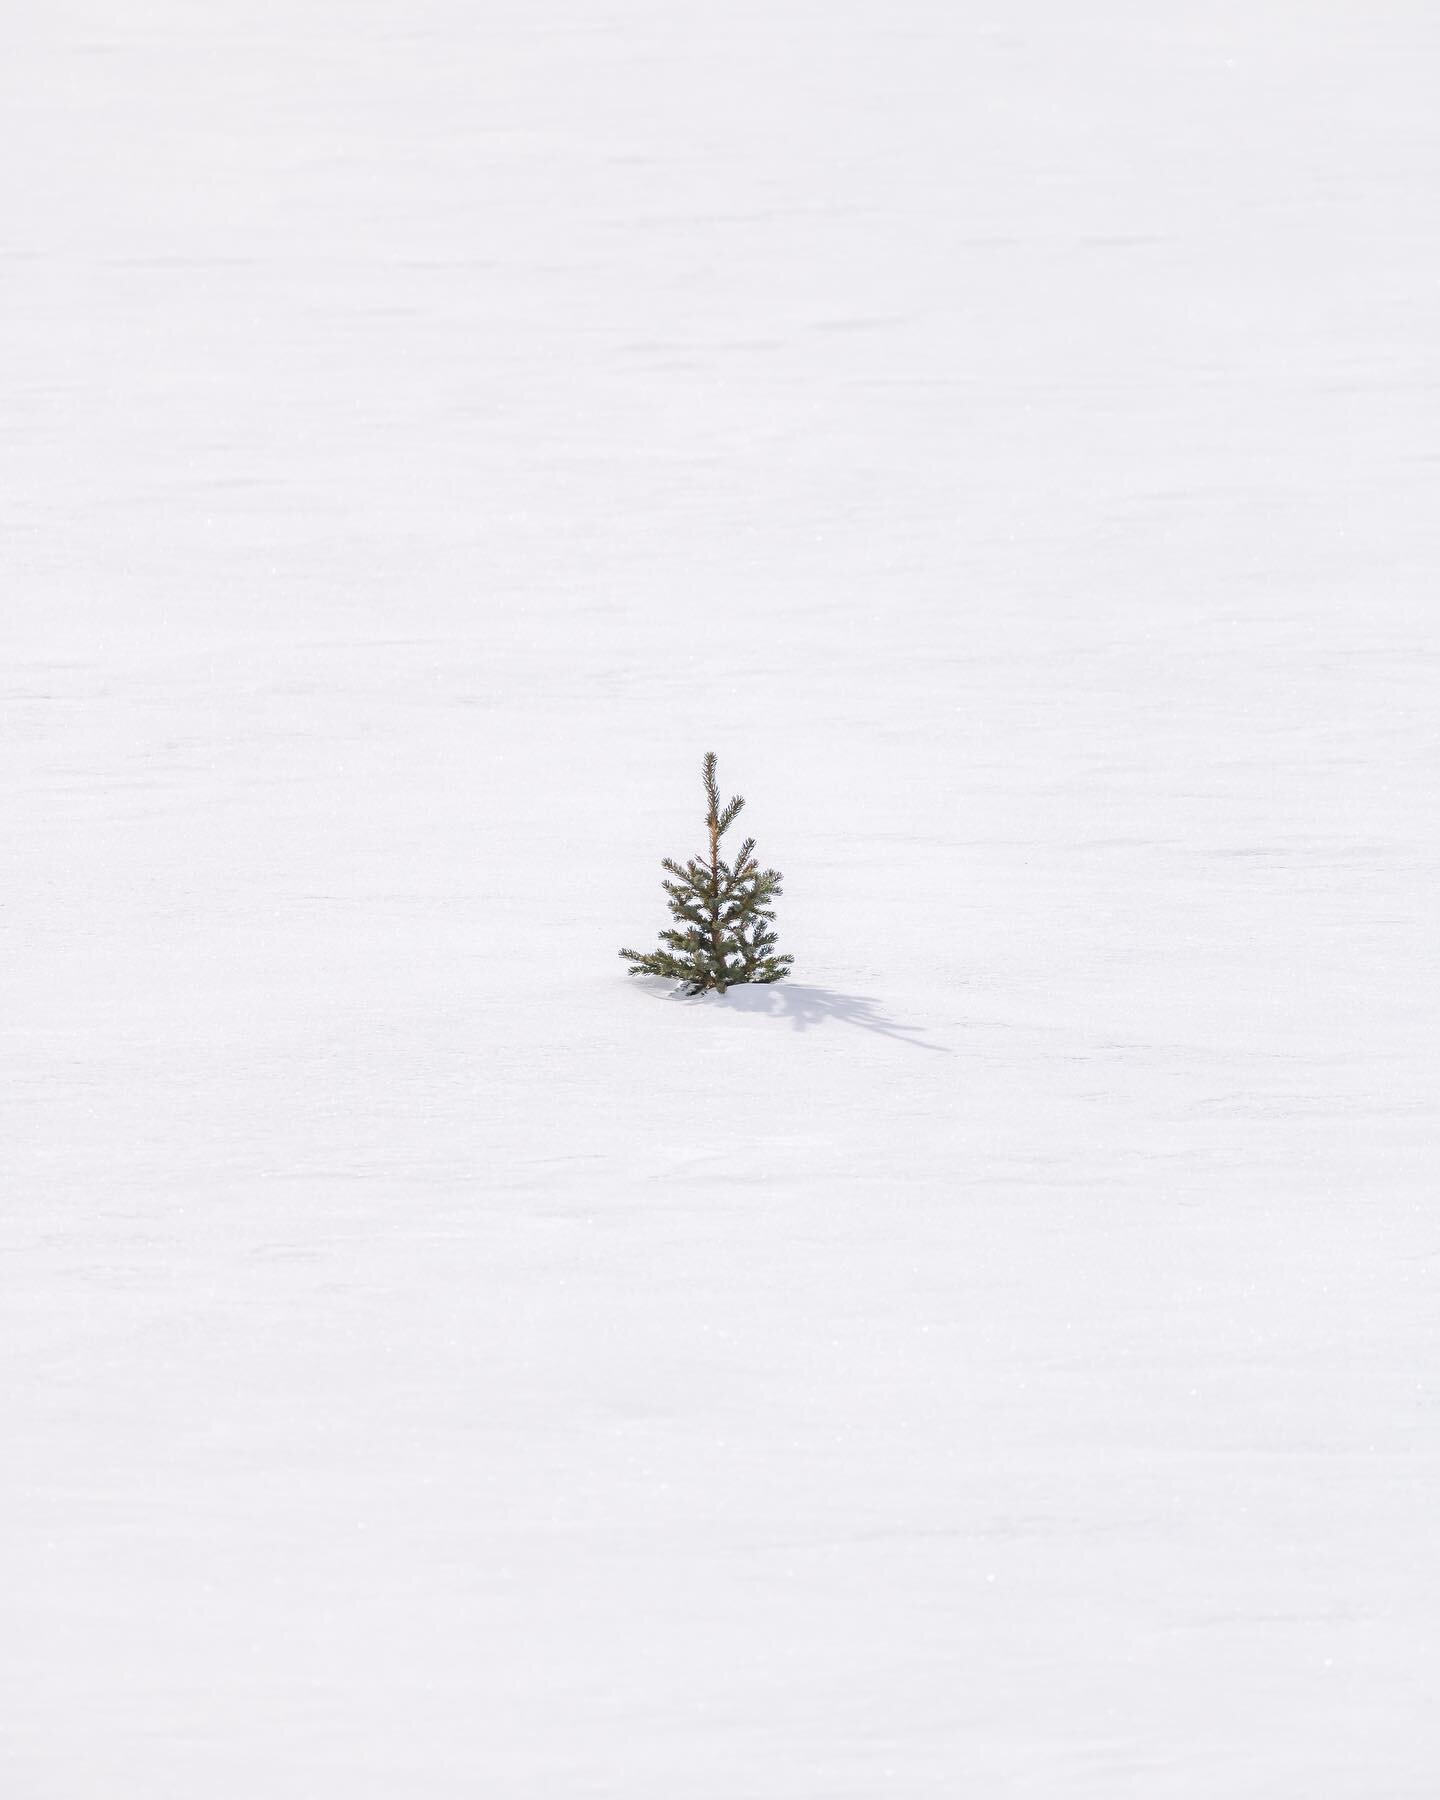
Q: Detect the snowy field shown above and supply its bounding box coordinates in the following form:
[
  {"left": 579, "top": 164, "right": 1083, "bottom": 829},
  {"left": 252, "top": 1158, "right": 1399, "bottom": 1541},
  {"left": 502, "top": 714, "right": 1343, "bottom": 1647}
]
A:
[{"left": 5, "top": 2, "right": 1439, "bottom": 1794}]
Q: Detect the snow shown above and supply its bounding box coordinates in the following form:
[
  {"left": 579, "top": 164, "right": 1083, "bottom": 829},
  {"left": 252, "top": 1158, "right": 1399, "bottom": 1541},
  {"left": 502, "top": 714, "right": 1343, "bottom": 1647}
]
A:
[{"left": 4, "top": 1, "right": 1439, "bottom": 1793}]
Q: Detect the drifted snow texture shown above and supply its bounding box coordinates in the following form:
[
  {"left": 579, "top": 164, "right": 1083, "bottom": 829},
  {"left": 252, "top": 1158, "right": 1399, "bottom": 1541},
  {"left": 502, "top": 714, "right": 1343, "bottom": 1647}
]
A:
[{"left": 4, "top": 3, "right": 1438, "bottom": 1796}]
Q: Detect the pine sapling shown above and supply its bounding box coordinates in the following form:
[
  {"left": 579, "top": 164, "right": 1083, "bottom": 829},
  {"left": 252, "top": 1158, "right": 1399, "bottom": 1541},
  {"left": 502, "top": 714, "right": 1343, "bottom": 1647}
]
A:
[{"left": 621, "top": 751, "right": 794, "bottom": 996}]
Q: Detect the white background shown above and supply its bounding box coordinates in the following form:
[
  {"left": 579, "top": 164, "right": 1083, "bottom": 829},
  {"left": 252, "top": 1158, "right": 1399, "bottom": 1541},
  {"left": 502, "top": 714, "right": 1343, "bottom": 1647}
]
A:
[{"left": 4, "top": 2, "right": 1438, "bottom": 1794}]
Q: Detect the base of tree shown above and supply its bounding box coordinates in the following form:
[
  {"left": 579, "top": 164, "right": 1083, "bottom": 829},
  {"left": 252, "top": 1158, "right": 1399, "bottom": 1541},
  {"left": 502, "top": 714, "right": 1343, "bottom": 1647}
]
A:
[{"left": 620, "top": 953, "right": 793, "bottom": 999}]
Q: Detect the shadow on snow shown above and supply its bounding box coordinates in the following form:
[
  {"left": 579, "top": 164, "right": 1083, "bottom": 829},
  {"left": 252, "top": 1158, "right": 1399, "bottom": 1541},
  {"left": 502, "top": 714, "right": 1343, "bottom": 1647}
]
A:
[{"left": 635, "top": 977, "right": 949, "bottom": 1051}]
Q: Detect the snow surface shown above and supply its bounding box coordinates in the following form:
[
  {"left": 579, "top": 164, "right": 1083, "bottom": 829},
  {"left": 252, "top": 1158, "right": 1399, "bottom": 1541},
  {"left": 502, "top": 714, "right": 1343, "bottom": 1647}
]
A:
[{"left": 5, "top": 2, "right": 1439, "bottom": 1794}]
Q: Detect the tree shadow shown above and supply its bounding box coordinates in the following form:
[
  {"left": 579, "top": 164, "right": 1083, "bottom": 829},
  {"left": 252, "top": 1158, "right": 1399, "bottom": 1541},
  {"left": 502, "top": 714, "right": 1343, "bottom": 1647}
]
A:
[{"left": 635, "top": 977, "right": 949, "bottom": 1051}]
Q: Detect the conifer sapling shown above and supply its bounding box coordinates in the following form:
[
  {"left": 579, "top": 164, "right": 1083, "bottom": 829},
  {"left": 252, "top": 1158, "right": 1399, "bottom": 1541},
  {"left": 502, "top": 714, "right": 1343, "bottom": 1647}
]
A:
[{"left": 620, "top": 752, "right": 794, "bottom": 996}]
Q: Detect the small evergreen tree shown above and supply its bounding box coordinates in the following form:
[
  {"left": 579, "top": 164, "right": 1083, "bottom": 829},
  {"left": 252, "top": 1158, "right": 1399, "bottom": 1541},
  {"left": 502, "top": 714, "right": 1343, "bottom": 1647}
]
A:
[{"left": 621, "top": 752, "right": 794, "bottom": 996}]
